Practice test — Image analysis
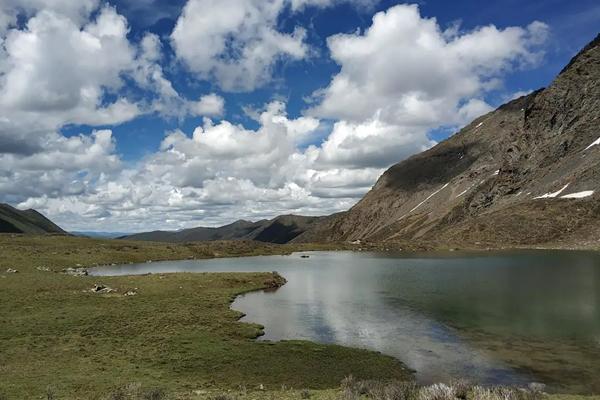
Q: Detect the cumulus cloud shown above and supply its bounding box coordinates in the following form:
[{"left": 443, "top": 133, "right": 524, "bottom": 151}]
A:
[
  {"left": 171, "top": 0, "right": 309, "bottom": 91},
  {"left": 0, "top": 0, "right": 99, "bottom": 33},
  {"left": 0, "top": 6, "right": 135, "bottom": 118},
  {"left": 146, "top": 101, "right": 320, "bottom": 188},
  {"left": 0, "top": 0, "right": 241, "bottom": 227},
  {"left": 309, "top": 4, "right": 548, "bottom": 128},
  {"left": 0, "top": 130, "right": 120, "bottom": 202},
  {"left": 0, "top": 3, "right": 224, "bottom": 151},
  {"left": 191, "top": 94, "right": 226, "bottom": 117},
  {"left": 1, "top": 2, "right": 550, "bottom": 231},
  {"left": 310, "top": 117, "right": 435, "bottom": 169},
  {"left": 12, "top": 102, "right": 368, "bottom": 231},
  {"left": 0, "top": 4, "right": 144, "bottom": 202},
  {"left": 293, "top": 4, "right": 549, "bottom": 198}
]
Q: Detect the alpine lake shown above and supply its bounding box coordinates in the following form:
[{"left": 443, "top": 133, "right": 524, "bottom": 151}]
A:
[{"left": 91, "top": 250, "right": 600, "bottom": 394}]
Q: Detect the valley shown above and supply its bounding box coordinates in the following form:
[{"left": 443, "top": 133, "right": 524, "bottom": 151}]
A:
[{"left": 1, "top": 16, "right": 599, "bottom": 400}]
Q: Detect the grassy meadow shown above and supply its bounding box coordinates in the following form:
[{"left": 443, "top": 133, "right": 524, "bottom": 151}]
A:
[
  {"left": 0, "top": 234, "right": 410, "bottom": 399},
  {"left": 1, "top": 234, "right": 599, "bottom": 400}
]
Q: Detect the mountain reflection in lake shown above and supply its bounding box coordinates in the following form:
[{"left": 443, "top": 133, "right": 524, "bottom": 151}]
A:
[{"left": 91, "top": 250, "right": 600, "bottom": 393}]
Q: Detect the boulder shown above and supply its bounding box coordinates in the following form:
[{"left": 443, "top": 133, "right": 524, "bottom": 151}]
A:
[{"left": 91, "top": 284, "right": 114, "bottom": 294}]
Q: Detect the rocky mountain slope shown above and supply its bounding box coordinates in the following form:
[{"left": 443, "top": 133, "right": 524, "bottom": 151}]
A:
[
  {"left": 0, "top": 203, "right": 66, "bottom": 234},
  {"left": 295, "top": 34, "right": 600, "bottom": 248},
  {"left": 121, "top": 214, "right": 324, "bottom": 244}
]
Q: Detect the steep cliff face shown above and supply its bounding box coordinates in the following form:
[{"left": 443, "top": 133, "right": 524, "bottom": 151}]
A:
[{"left": 296, "top": 34, "right": 600, "bottom": 247}]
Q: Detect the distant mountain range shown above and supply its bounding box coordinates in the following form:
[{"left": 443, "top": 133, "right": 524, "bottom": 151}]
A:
[
  {"left": 0, "top": 203, "right": 65, "bottom": 234},
  {"left": 3, "top": 34, "right": 600, "bottom": 249},
  {"left": 71, "top": 231, "right": 132, "bottom": 239},
  {"left": 120, "top": 215, "right": 324, "bottom": 244}
]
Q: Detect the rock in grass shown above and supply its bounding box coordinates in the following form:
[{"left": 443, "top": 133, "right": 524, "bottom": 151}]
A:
[
  {"left": 263, "top": 272, "right": 287, "bottom": 289},
  {"left": 6, "top": 268, "right": 18, "bottom": 273},
  {"left": 91, "top": 284, "right": 115, "bottom": 294}
]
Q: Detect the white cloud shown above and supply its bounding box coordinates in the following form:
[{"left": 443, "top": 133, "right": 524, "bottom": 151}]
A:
[
  {"left": 133, "top": 33, "right": 179, "bottom": 100},
  {"left": 0, "top": 130, "right": 120, "bottom": 201},
  {"left": 0, "top": 4, "right": 223, "bottom": 146},
  {"left": 0, "top": 1, "right": 228, "bottom": 215},
  {"left": 457, "top": 99, "right": 495, "bottom": 125},
  {"left": 191, "top": 94, "right": 225, "bottom": 117},
  {"left": 1, "top": 2, "right": 551, "bottom": 232},
  {"left": 1, "top": 7, "right": 133, "bottom": 112},
  {"left": 311, "top": 117, "right": 435, "bottom": 169},
  {"left": 0, "top": 5, "right": 142, "bottom": 137},
  {"left": 171, "top": 0, "right": 309, "bottom": 91},
  {"left": 0, "top": 0, "right": 99, "bottom": 33},
  {"left": 148, "top": 101, "right": 319, "bottom": 188},
  {"left": 309, "top": 4, "right": 548, "bottom": 128},
  {"left": 10, "top": 102, "right": 368, "bottom": 231}
]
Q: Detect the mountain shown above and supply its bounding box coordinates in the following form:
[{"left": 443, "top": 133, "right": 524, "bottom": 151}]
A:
[
  {"left": 0, "top": 203, "right": 66, "bottom": 234},
  {"left": 247, "top": 215, "right": 325, "bottom": 244},
  {"left": 295, "top": 34, "right": 600, "bottom": 248},
  {"left": 121, "top": 215, "right": 324, "bottom": 244}
]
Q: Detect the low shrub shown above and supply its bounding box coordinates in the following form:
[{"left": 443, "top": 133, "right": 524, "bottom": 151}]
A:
[
  {"left": 370, "top": 381, "right": 419, "bottom": 400},
  {"left": 449, "top": 380, "right": 472, "bottom": 400},
  {"left": 418, "top": 383, "right": 455, "bottom": 400},
  {"left": 143, "top": 388, "right": 165, "bottom": 400}
]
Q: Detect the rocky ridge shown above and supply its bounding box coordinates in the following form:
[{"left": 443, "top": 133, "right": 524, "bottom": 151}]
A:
[{"left": 294, "top": 34, "right": 600, "bottom": 248}]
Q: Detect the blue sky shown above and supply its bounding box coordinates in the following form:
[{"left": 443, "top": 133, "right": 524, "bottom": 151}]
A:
[
  {"left": 0, "top": 0, "right": 598, "bottom": 231},
  {"left": 61, "top": 0, "right": 600, "bottom": 161}
]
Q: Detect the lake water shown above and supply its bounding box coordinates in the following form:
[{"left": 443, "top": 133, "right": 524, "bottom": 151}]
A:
[{"left": 90, "top": 250, "right": 600, "bottom": 393}]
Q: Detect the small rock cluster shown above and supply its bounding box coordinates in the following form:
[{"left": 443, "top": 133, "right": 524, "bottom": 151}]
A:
[
  {"left": 91, "top": 284, "right": 114, "bottom": 294},
  {"left": 6, "top": 268, "right": 18, "bottom": 273},
  {"left": 63, "top": 267, "right": 88, "bottom": 276}
]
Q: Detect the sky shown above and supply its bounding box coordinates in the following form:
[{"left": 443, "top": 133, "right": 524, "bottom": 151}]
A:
[{"left": 0, "top": 0, "right": 598, "bottom": 233}]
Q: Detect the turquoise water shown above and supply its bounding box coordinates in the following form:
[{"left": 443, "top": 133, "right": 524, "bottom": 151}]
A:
[{"left": 91, "top": 250, "right": 600, "bottom": 392}]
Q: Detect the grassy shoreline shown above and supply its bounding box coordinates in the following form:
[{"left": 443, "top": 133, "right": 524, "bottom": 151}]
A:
[
  {"left": 0, "top": 234, "right": 411, "bottom": 399},
  {"left": 2, "top": 234, "right": 599, "bottom": 399}
]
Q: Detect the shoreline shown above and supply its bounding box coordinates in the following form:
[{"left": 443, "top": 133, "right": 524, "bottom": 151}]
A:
[
  {"left": 2, "top": 234, "right": 599, "bottom": 396},
  {"left": 0, "top": 234, "right": 412, "bottom": 398}
]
